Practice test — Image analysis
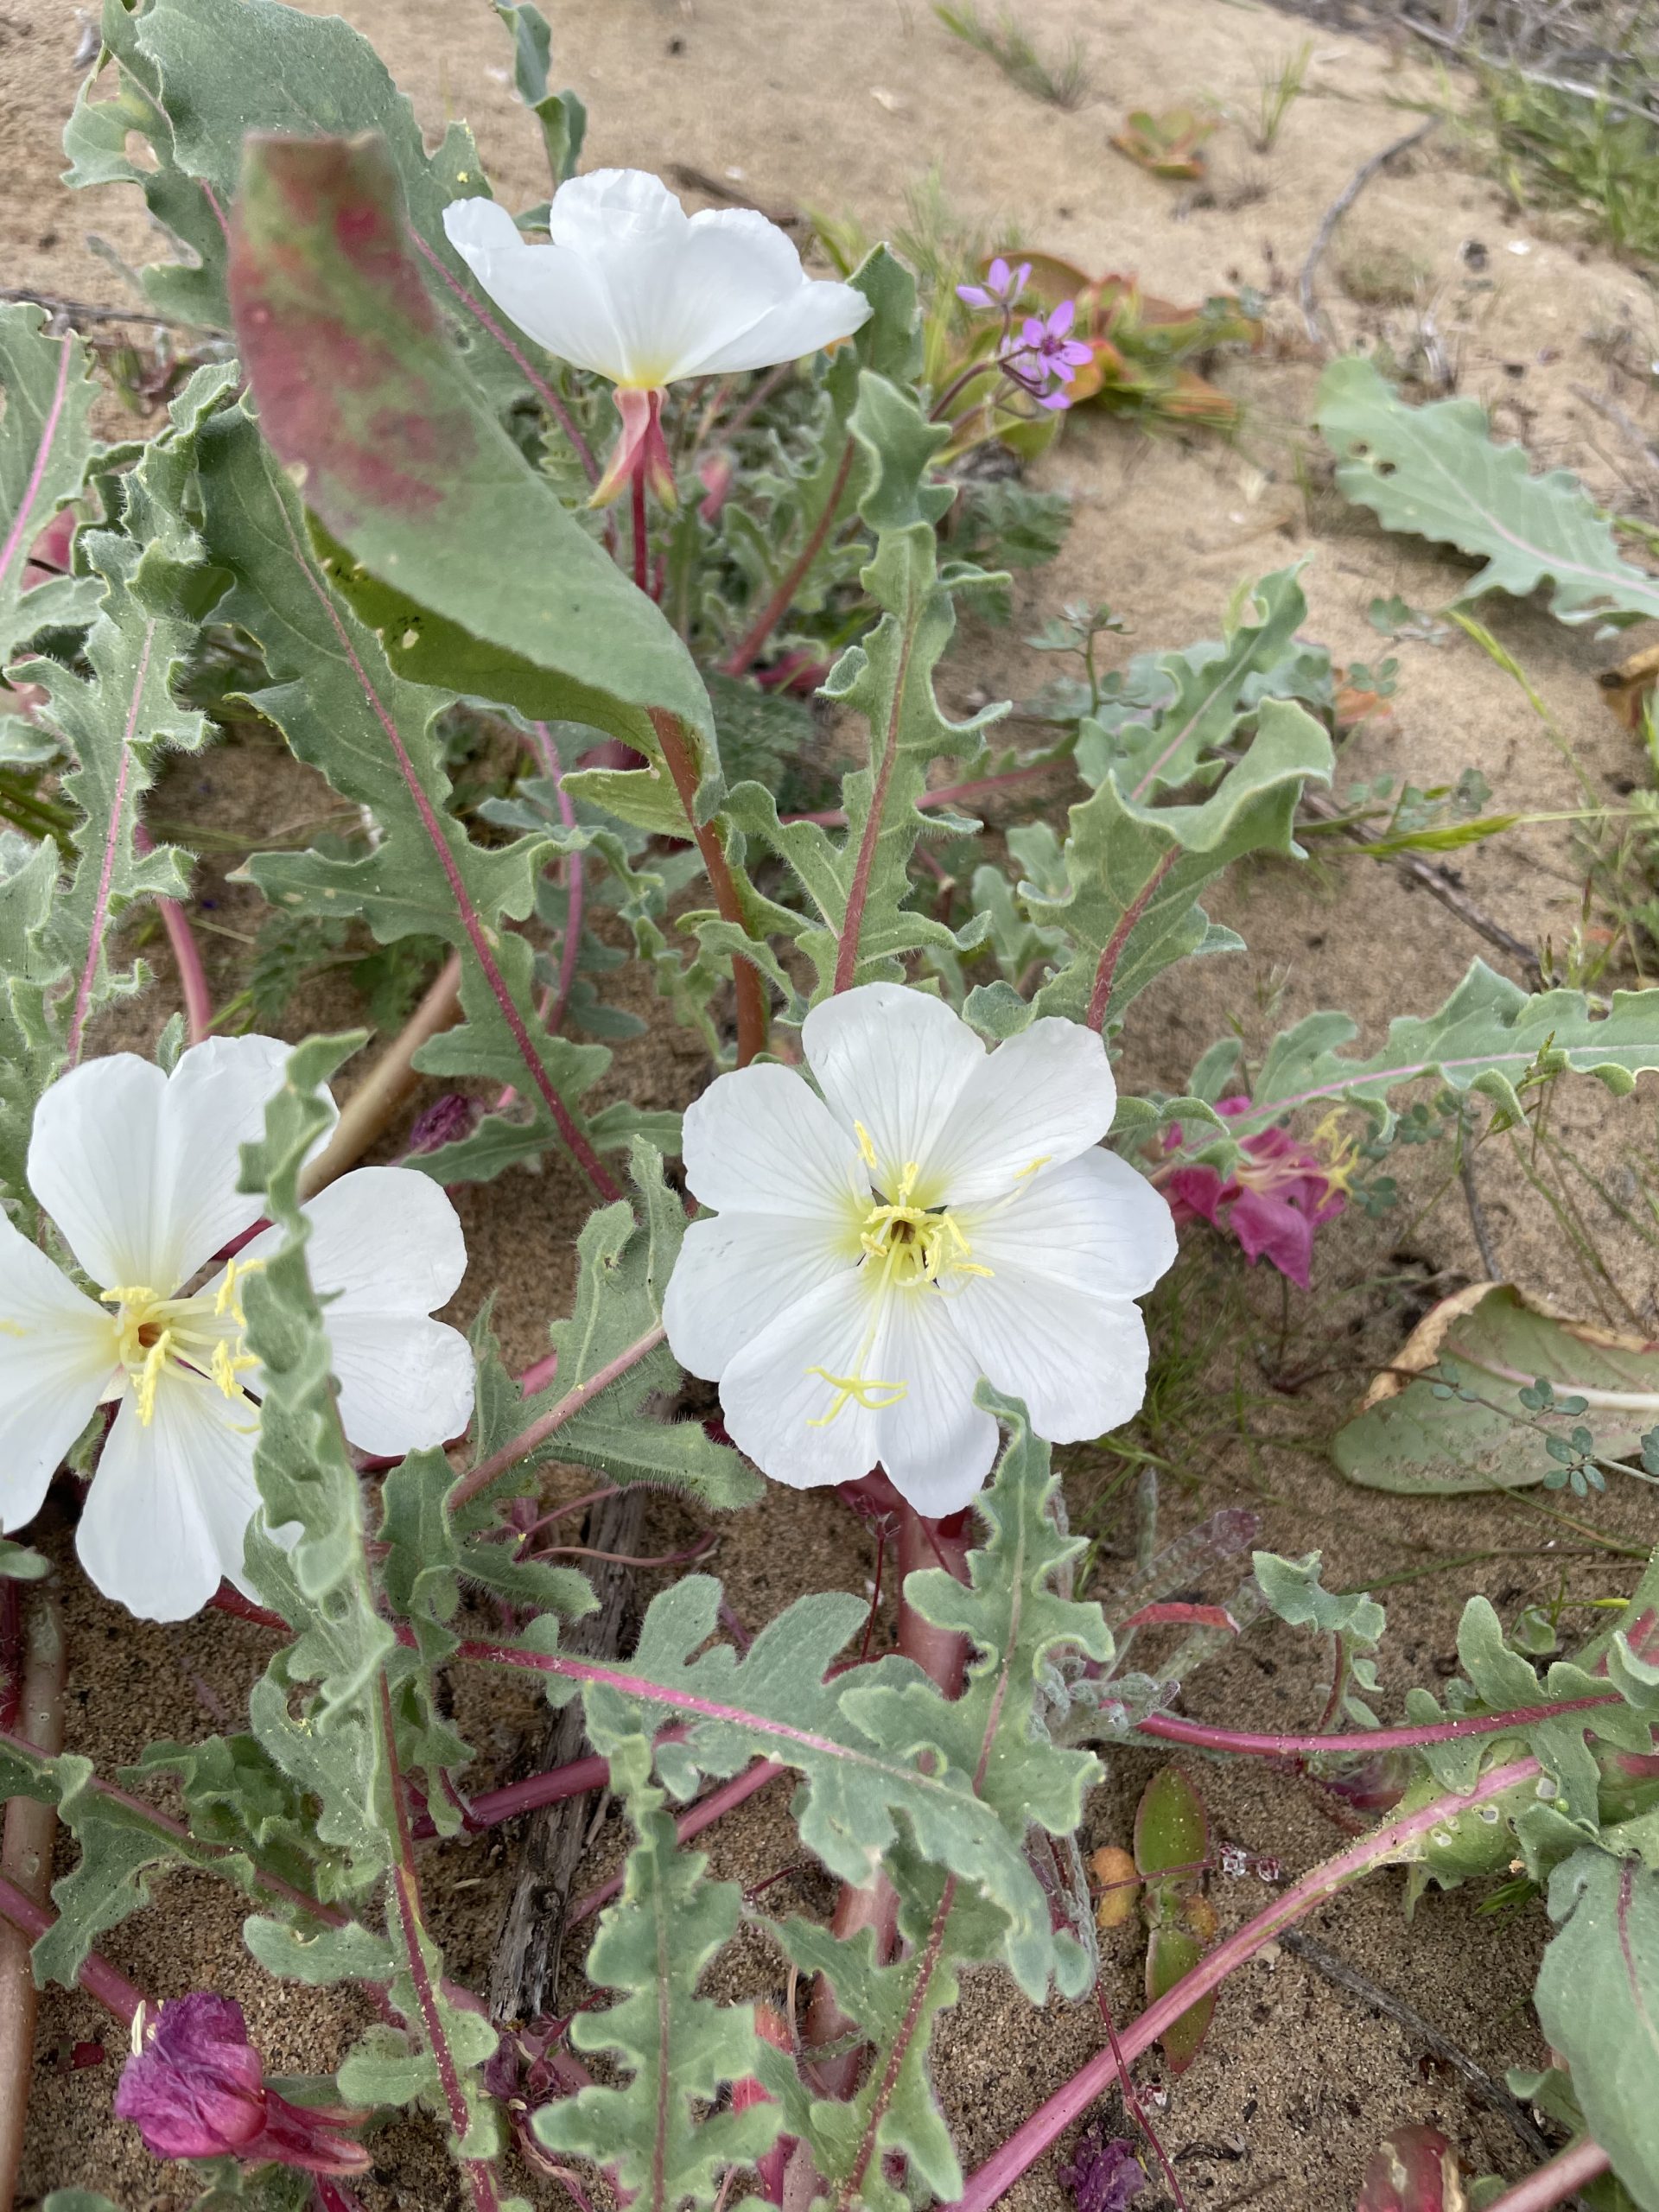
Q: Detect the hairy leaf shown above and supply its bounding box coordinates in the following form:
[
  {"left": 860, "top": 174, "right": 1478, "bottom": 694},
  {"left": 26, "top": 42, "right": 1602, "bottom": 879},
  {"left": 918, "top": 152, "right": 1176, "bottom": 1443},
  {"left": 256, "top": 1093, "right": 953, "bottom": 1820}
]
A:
[
  {"left": 0, "top": 306, "right": 100, "bottom": 661},
  {"left": 1535, "top": 1850, "right": 1659, "bottom": 2210},
  {"left": 1318, "top": 357, "right": 1659, "bottom": 626},
  {"left": 536, "top": 1733, "right": 780, "bottom": 2206}
]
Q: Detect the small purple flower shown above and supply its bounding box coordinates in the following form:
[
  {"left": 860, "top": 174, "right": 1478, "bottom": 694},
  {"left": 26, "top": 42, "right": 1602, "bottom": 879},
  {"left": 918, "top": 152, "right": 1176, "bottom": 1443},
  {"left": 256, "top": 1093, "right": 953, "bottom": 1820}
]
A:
[
  {"left": 1059, "top": 2119, "right": 1149, "bottom": 2212},
  {"left": 1005, "top": 298, "right": 1094, "bottom": 410},
  {"left": 957, "top": 255, "right": 1032, "bottom": 310},
  {"left": 405, "top": 1090, "right": 484, "bottom": 1156},
  {"left": 116, "top": 1995, "right": 372, "bottom": 2177}
]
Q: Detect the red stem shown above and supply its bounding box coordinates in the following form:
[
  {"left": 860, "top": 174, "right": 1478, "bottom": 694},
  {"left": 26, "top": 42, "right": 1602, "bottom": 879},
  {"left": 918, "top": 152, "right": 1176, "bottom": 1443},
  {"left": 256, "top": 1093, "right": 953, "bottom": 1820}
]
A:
[
  {"left": 0, "top": 1590, "right": 65, "bottom": 2211},
  {"left": 647, "top": 707, "right": 767, "bottom": 1065},
  {"left": 0, "top": 334, "right": 73, "bottom": 596},
  {"left": 723, "top": 435, "right": 857, "bottom": 677},
  {"left": 135, "top": 823, "right": 213, "bottom": 1043},
  {"left": 947, "top": 1754, "right": 1544, "bottom": 2212},
  {"left": 569, "top": 1758, "right": 780, "bottom": 1926},
  {"left": 0, "top": 1874, "right": 143, "bottom": 2027},
  {"left": 377, "top": 1676, "right": 499, "bottom": 2212},
  {"left": 1085, "top": 849, "right": 1179, "bottom": 1031},
  {"left": 1478, "top": 2140, "right": 1612, "bottom": 2210},
  {"left": 631, "top": 459, "right": 651, "bottom": 598},
  {"left": 449, "top": 1322, "right": 666, "bottom": 1512},
  {"left": 1132, "top": 1694, "right": 1625, "bottom": 1758},
  {"left": 271, "top": 493, "right": 620, "bottom": 1203},
  {"left": 785, "top": 758, "right": 1065, "bottom": 830}
]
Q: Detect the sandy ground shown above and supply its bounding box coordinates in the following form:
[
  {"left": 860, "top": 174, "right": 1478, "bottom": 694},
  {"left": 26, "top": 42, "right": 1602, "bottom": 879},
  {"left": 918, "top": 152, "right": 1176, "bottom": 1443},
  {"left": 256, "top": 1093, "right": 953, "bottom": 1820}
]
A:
[{"left": 5, "top": 0, "right": 1659, "bottom": 2205}]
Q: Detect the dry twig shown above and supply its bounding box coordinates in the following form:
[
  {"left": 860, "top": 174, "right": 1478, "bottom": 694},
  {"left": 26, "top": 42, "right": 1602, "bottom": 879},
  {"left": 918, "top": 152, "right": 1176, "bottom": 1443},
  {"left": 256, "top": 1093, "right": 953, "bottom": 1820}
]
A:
[{"left": 1300, "top": 118, "right": 1441, "bottom": 345}]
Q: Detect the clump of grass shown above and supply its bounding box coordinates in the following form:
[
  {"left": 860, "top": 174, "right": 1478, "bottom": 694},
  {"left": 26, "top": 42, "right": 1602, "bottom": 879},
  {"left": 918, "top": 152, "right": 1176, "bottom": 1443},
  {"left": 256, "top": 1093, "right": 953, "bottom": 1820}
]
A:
[
  {"left": 1479, "top": 69, "right": 1659, "bottom": 264},
  {"left": 933, "top": 1, "right": 1089, "bottom": 110},
  {"left": 1253, "top": 40, "right": 1313, "bottom": 153},
  {"left": 1338, "top": 245, "right": 1432, "bottom": 308}
]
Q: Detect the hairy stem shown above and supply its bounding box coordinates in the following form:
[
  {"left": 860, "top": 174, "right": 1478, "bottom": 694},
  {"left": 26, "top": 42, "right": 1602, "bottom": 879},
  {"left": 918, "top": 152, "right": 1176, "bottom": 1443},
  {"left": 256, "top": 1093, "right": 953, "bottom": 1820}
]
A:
[
  {"left": 723, "top": 435, "right": 857, "bottom": 677},
  {"left": 1480, "top": 2139, "right": 1611, "bottom": 2211},
  {"left": 0, "top": 1591, "right": 64, "bottom": 2211},
  {"left": 569, "top": 1759, "right": 779, "bottom": 1928},
  {"left": 831, "top": 621, "right": 917, "bottom": 997},
  {"left": 1128, "top": 1694, "right": 1625, "bottom": 1759},
  {"left": 948, "top": 1754, "right": 1544, "bottom": 2212},
  {"left": 133, "top": 824, "right": 213, "bottom": 1045},
  {"left": 0, "top": 1875, "right": 143, "bottom": 2027},
  {"left": 300, "top": 953, "right": 464, "bottom": 1198},
  {"left": 647, "top": 708, "right": 766, "bottom": 1065},
  {"left": 1085, "top": 849, "right": 1179, "bottom": 1031}
]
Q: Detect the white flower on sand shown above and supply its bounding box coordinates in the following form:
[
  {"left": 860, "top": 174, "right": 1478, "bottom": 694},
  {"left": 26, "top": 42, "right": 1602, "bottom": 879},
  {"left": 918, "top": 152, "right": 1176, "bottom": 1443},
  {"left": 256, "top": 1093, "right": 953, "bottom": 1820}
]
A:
[
  {"left": 442, "top": 168, "right": 870, "bottom": 502},
  {"left": 0, "top": 1037, "right": 474, "bottom": 1623},
  {"left": 664, "top": 985, "right": 1178, "bottom": 1516}
]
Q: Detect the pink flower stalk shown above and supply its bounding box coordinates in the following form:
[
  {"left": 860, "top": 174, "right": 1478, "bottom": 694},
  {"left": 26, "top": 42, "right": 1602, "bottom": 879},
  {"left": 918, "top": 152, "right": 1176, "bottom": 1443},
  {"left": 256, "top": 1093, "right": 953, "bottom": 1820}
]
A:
[
  {"left": 957, "top": 256, "right": 1032, "bottom": 310},
  {"left": 1162, "top": 1096, "right": 1353, "bottom": 1291},
  {"left": 115, "top": 1995, "right": 372, "bottom": 2177},
  {"left": 1005, "top": 299, "right": 1093, "bottom": 410}
]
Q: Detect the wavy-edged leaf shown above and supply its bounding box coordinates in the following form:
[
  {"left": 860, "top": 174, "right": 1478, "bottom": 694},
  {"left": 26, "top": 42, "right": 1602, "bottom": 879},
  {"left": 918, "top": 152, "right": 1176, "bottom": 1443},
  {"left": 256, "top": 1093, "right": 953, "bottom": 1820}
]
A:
[
  {"left": 0, "top": 305, "right": 100, "bottom": 661},
  {"left": 1318, "top": 356, "right": 1659, "bottom": 626}
]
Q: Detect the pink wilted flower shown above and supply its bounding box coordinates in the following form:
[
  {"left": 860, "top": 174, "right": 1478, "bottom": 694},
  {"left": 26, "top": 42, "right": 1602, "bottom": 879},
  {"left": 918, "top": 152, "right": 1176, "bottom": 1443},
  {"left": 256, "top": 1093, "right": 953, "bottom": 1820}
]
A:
[
  {"left": 116, "top": 1995, "right": 371, "bottom": 2177},
  {"left": 1006, "top": 299, "right": 1094, "bottom": 410},
  {"left": 1162, "top": 1096, "right": 1354, "bottom": 1291}
]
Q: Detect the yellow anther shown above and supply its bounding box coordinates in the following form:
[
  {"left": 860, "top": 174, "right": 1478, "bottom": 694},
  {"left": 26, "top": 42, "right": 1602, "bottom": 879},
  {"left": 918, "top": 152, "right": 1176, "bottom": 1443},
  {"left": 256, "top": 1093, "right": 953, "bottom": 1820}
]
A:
[
  {"left": 99, "top": 1285, "right": 157, "bottom": 1307},
  {"left": 135, "top": 1330, "right": 173, "bottom": 1426},
  {"left": 213, "top": 1253, "right": 264, "bottom": 1322},
  {"left": 854, "top": 1121, "right": 879, "bottom": 1172},
  {"left": 1015, "top": 1154, "right": 1052, "bottom": 1180},
  {"left": 0, "top": 1319, "right": 26, "bottom": 1339},
  {"left": 805, "top": 1366, "right": 909, "bottom": 1426},
  {"left": 210, "top": 1338, "right": 257, "bottom": 1401}
]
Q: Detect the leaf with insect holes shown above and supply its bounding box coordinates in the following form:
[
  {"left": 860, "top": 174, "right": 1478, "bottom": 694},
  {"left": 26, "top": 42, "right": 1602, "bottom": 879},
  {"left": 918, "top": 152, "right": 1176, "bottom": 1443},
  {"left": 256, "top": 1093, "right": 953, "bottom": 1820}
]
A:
[
  {"left": 227, "top": 132, "right": 715, "bottom": 776},
  {"left": 981, "top": 696, "right": 1331, "bottom": 1037},
  {"left": 1332, "top": 1283, "right": 1659, "bottom": 1496},
  {"left": 1534, "top": 1849, "right": 1659, "bottom": 2212},
  {"left": 535, "top": 1732, "right": 780, "bottom": 2205},
  {"left": 1318, "top": 356, "right": 1659, "bottom": 626},
  {"left": 0, "top": 306, "right": 101, "bottom": 666}
]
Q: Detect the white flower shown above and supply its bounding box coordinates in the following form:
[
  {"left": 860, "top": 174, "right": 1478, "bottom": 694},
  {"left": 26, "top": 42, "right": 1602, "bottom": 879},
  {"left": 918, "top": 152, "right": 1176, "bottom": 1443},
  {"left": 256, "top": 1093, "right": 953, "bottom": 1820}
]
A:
[
  {"left": 0, "top": 1037, "right": 474, "bottom": 1622},
  {"left": 442, "top": 169, "right": 870, "bottom": 501},
  {"left": 663, "top": 985, "right": 1177, "bottom": 1516}
]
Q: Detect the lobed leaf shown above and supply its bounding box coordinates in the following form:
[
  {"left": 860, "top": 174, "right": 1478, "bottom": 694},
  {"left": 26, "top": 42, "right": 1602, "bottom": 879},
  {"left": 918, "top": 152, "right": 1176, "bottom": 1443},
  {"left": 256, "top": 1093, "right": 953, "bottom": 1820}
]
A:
[{"left": 0, "top": 306, "right": 101, "bottom": 664}]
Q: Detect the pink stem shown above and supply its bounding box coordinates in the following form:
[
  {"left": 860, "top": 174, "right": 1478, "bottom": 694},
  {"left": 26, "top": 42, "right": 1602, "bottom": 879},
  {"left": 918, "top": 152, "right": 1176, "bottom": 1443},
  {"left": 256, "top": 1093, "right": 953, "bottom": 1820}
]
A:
[
  {"left": 831, "top": 628, "right": 916, "bottom": 996},
  {"left": 947, "top": 1754, "right": 1544, "bottom": 2212},
  {"left": 785, "top": 759, "right": 1065, "bottom": 830},
  {"left": 134, "top": 823, "right": 213, "bottom": 1043},
  {"left": 0, "top": 1874, "right": 143, "bottom": 2027},
  {"left": 568, "top": 1759, "right": 780, "bottom": 1926},
  {"left": 1478, "top": 2140, "right": 1612, "bottom": 2211},
  {"left": 1133, "top": 1694, "right": 1625, "bottom": 1759},
  {"left": 1086, "top": 849, "right": 1179, "bottom": 1032},
  {"left": 448, "top": 1323, "right": 666, "bottom": 1511}
]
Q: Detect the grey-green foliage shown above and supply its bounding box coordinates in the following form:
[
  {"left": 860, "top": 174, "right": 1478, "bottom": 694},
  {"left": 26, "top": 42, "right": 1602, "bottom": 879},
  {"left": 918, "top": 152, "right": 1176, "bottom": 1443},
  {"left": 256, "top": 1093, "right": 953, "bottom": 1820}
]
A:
[
  {"left": 0, "top": 307, "right": 101, "bottom": 673},
  {"left": 1252, "top": 1548, "right": 1385, "bottom": 1726},
  {"left": 1535, "top": 1850, "right": 1659, "bottom": 2211},
  {"left": 1318, "top": 356, "right": 1659, "bottom": 625},
  {"left": 493, "top": 2, "right": 587, "bottom": 188}
]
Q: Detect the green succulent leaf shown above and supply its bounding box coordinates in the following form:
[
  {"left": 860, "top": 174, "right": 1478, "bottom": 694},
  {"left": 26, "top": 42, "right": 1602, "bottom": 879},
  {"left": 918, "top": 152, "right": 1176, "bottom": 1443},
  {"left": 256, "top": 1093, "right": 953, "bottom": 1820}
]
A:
[{"left": 1318, "top": 356, "right": 1659, "bottom": 626}]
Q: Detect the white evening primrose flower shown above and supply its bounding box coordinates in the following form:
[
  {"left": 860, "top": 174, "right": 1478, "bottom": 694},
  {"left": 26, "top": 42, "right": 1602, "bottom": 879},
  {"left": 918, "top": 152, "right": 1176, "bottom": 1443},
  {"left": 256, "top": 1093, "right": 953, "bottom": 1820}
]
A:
[
  {"left": 663, "top": 984, "right": 1178, "bottom": 1516},
  {"left": 442, "top": 168, "right": 871, "bottom": 504},
  {"left": 0, "top": 1036, "right": 475, "bottom": 1623}
]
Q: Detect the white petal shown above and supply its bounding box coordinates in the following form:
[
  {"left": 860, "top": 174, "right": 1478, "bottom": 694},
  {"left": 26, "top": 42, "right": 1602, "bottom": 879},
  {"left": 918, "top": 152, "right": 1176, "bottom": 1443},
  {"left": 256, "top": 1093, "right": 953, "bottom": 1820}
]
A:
[
  {"left": 927, "top": 1020, "right": 1117, "bottom": 1205},
  {"left": 27, "top": 1054, "right": 168, "bottom": 1289},
  {"left": 664, "top": 1211, "right": 858, "bottom": 1382},
  {"left": 958, "top": 1149, "right": 1178, "bottom": 1302},
  {"left": 717, "top": 1268, "right": 890, "bottom": 1490},
  {"left": 874, "top": 1292, "right": 997, "bottom": 1516},
  {"left": 0, "top": 1213, "right": 117, "bottom": 1529},
  {"left": 680, "top": 1063, "right": 870, "bottom": 1223},
  {"left": 676, "top": 214, "right": 869, "bottom": 375},
  {"left": 944, "top": 1269, "right": 1152, "bottom": 1444},
  {"left": 218, "top": 1166, "right": 474, "bottom": 1457},
  {"left": 27, "top": 1035, "right": 330, "bottom": 1294},
  {"left": 442, "top": 207, "right": 631, "bottom": 381},
  {"left": 77, "top": 1384, "right": 260, "bottom": 1621},
  {"left": 321, "top": 1313, "right": 475, "bottom": 1457},
  {"left": 549, "top": 168, "right": 690, "bottom": 251},
  {"left": 801, "top": 985, "right": 984, "bottom": 1205}
]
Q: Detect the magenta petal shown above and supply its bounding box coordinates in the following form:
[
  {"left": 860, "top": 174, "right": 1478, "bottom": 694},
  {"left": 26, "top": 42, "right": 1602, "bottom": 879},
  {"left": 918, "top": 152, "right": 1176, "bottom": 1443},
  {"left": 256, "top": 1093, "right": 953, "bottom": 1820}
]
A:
[
  {"left": 1048, "top": 297, "right": 1077, "bottom": 338},
  {"left": 1228, "top": 1186, "right": 1315, "bottom": 1289},
  {"left": 1020, "top": 315, "right": 1047, "bottom": 347},
  {"left": 1039, "top": 390, "right": 1073, "bottom": 410},
  {"left": 957, "top": 283, "right": 992, "bottom": 308},
  {"left": 987, "top": 256, "right": 1011, "bottom": 293},
  {"left": 1165, "top": 1165, "right": 1231, "bottom": 1228},
  {"left": 116, "top": 1996, "right": 266, "bottom": 2161}
]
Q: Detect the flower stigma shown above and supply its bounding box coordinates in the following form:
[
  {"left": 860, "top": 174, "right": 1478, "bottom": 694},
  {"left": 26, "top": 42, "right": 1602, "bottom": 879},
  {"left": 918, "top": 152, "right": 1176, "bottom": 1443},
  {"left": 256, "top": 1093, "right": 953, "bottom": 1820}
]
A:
[{"left": 100, "top": 1255, "right": 265, "bottom": 1427}]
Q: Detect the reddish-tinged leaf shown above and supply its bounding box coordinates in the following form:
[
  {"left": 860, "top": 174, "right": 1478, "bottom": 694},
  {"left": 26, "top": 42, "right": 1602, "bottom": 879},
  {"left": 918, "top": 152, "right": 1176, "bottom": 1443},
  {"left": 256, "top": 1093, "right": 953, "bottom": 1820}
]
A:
[
  {"left": 1114, "top": 1601, "right": 1240, "bottom": 1637},
  {"left": 1356, "top": 2123, "right": 1464, "bottom": 2211},
  {"left": 1145, "top": 1923, "right": 1215, "bottom": 2074}
]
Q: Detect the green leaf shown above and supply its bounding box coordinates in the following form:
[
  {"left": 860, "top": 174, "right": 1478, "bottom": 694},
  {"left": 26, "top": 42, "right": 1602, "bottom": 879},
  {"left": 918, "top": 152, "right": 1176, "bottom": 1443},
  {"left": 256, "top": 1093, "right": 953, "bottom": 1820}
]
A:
[
  {"left": 1535, "top": 1850, "right": 1659, "bottom": 2210},
  {"left": 1252, "top": 1549, "right": 1385, "bottom": 1647},
  {"left": 243, "top": 1912, "right": 395, "bottom": 1986},
  {"left": 1317, "top": 356, "right": 1659, "bottom": 626},
  {"left": 1332, "top": 1285, "right": 1659, "bottom": 1495},
  {"left": 226, "top": 132, "right": 714, "bottom": 760},
  {"left": 461, "top": 1141, "right": 759, "bottom": 1512},
  {"left": 536, "top": 1734, "right": 780, "bottom": 2206},
  {"left": 190, "top": 403, "right": 623, "bottom": 1188},
  {"left": 493, "top": 3, "right": 586, "bottom": 186},
  {"left": 1019, "top": 696, "right": 1333, "bottom": 1029},
  {"left": 0, "top": 306, "right": 100, "bottom": 659},
  {"left": 552, "top": 1391, "right": 1107, "bottom": 2001}
]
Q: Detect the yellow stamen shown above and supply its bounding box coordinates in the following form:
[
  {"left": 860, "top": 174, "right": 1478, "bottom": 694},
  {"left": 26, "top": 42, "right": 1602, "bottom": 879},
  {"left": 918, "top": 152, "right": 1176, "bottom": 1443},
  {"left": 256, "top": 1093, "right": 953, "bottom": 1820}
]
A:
[
  {"left": 210, "top": 1338, "right": 258, "bottom": 1400},
  {"left": 134, "top": 1329, "right": 173, "bottom": 1426},
  {"left": 1015, "top": 1154, "right": 1052, "bottom": 1180},
  {"left": 99, "top": 1285, "right": 157, "bottom": 1307},
  {"left": 854, "top": 1121, "right": 879, "bottom": 1173},
  {"left": 805, "top": 1367, "right": 909, "bottom": 1425}
]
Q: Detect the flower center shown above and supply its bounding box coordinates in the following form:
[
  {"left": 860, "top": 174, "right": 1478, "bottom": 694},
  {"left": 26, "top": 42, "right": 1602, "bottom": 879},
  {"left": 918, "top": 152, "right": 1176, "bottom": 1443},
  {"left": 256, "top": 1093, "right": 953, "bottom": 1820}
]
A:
[{"left": 100, "top": 1256, "right": 264, "bottom": 1427}]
